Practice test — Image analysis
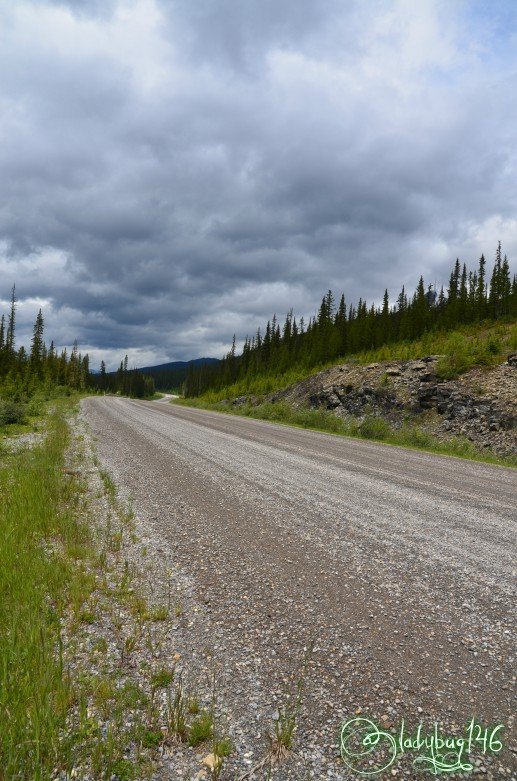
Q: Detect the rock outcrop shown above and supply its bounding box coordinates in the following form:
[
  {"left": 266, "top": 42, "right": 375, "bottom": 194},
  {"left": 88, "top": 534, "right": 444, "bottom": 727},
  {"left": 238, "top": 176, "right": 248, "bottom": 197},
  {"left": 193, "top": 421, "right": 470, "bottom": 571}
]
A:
[{"left": 266, "top": 355, "right": 517, "bottom": 458}]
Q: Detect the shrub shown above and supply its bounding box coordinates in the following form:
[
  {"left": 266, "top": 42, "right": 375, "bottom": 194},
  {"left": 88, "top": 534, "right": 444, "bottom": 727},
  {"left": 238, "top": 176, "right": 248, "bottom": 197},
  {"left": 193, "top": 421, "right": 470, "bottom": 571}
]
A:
[
  {"left": 0, "top": 400, "right": 26, "bottom": 426},
  {"left": 399, "top": 426, "right": 432, "bottom": 448},
  {"left": 25, "top": 396, "right": 45, "bottom": 416},
  {"left": 358, "top": 415, "right": 392, "bottom": 440},
  {"left": 485, "top": 337, "right": 501, "bottom": 355}
]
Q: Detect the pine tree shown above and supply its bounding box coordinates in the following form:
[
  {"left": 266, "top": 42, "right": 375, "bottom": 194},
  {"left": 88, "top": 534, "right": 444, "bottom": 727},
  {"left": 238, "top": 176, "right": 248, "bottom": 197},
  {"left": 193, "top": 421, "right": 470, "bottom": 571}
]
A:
[
  {"left": 476, "top": 254, "right": 486, "bottom": 319},
  {"left": 180, "top": 246, "right": 515, "bottom": 399},
  {"left": 30, "top": 309, "right": 44, "bottom": 368},
  {"left": 100, "top": 360, "right": 106, "bottom": 391},
  {"left": 458, "top": 264, "right": 468, "bottom": 322},
  {"left": 335, "top": 294, "right": 347, "bottom": 355},
  {"left": 488, "top": 242, "right": 503, "bottom": 318},
  {"left": 511, "top": 275, "right": 517, "bottom": 317},
  {"left": 411, "top": 276, "right": 428, "bottom": 337},
  {"left": 6, "top": 285, "right": 16, "bottom": 353},
  {"left": 501, "top": 255, "right": 511, "bottom": 316},
  {"left": 379, "top": 288, "right": 391, "bottom": 344}
]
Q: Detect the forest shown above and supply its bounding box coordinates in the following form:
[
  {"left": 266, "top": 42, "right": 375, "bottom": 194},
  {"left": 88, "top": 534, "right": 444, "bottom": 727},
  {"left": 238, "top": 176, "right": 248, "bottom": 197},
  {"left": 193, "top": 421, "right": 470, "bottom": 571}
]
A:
[
  {"left": 0, "top": 288, "right": 154, "bottom": 424},
  {"left": 0, "top": 288, "right": 91, "bottom": 423},
  {"left": 90, "top": 357, "right": 155, "bottom": 398},
  {"left": 183, "top": 244, "right": 517, "bottom": 397},
  {"left": 3, "top": 243, "right": 516, "bottom": 410}
]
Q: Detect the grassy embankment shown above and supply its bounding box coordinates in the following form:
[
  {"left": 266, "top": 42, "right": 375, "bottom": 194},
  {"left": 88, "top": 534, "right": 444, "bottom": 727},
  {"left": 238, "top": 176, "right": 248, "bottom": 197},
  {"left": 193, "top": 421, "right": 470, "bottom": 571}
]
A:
[{"left": 175, "top": 320, "right": 517, "bottom": 467}]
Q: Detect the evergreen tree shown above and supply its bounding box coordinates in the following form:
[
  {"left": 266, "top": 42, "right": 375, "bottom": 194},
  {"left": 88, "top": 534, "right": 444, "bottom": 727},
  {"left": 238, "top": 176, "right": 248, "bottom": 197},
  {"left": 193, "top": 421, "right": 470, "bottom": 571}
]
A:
[
  {"left": 100, "top": 360, "right": 107, "bottom": 390},
  {"left": 6, "top": 285, "right": 16, "bottom": 354},
  {"left": 476, "top": 254, "right": 486, "bottom": 318},
  {"left": 147, "top": 243, "right": 515, "bottom": 400},
  {"left": 0, "top": 289, "right": 91, "bottom": 402},
  {"left": 488, "top": 242, "right": 503, "bottom": 318},
  {"left": 30, "top": 309, "right": 44, "bottom": 369}
]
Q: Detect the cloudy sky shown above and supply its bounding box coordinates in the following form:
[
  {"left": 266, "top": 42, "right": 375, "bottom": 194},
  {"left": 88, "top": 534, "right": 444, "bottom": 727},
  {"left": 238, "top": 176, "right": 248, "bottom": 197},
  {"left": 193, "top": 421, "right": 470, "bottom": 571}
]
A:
[{"left": 1, "top": 0, "right": 516, "bottom": 369}]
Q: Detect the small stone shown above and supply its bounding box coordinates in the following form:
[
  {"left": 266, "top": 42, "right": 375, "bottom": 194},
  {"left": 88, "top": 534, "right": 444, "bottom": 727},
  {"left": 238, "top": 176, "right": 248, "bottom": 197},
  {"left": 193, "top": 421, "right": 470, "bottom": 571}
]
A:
[{"left": 202, "top": 753, "right": 221, "bottom": 771}]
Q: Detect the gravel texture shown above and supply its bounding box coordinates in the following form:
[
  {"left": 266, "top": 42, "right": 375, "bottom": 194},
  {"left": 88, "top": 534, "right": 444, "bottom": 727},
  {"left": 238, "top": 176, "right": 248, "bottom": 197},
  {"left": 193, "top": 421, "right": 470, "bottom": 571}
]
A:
[
  {"left": 82, "top": 396, "right": 517, "bottom": 780},
  {"left": 2, "top": 430, "right": 44, "bottom": 451}
]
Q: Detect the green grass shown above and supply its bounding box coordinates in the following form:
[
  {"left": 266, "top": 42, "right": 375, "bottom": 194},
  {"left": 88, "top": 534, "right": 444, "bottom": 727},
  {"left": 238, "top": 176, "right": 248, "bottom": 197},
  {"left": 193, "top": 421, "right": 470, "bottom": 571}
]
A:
[
  {"left": 0, "top": 405, "right": 43, "bottom": 441},
  {"left": 0, "top": 387, "right": 85, "bottom": 441},
  {"left": 349, "top": 319, "right": 517, "bottom": 374},
  {"left": 188, "top": 710, "right": 214, "bottom": 746},
  {"left": 214, "top": 736, "right": 232, "bottom": 757},
  {"left": 0, "top": 401, "right": 95, "bottom": 779},
  {"left": 0, "top": 395, "right": 235, "bottom": 778},
  {"left": 150, "top": 668, "right": 174, "bottom": 690},
  {"left": 149, "top": 605, "right": 169, "bottom": 621}
]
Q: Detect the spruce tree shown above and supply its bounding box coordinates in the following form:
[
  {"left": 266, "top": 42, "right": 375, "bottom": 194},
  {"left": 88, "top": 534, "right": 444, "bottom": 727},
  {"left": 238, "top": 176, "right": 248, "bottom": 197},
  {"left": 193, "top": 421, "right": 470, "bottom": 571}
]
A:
[
  {"left": 30, "top": 309, "right": 44, "bottom": 368},
  {"left": 476, "top": 254, "right": 486, "bottom": 318},
  {"left": 6, "top": 285, "right": 16, "bottom": 354}
]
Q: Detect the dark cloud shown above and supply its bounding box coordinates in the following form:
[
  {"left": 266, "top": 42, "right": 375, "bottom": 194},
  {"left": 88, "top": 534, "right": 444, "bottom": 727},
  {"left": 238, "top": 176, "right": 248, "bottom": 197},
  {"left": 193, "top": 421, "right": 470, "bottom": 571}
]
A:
[{"left": 0, "top": 0, "right": 516, "bottom": 369}]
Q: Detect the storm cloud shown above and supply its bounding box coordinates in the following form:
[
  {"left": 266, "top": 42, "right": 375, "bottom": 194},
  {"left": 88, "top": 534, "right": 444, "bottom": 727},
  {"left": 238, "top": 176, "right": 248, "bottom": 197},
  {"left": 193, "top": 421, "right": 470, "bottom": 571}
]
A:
[{"left": 1, "top": 0, "right": 516, "bottom": 368}]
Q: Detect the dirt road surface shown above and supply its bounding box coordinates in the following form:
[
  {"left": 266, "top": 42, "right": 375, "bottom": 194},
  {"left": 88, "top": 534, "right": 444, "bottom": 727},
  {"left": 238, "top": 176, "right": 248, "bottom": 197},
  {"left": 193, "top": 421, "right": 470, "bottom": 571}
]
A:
[{"left": 82, "top": 396, "right": 517, "bottom": 779}]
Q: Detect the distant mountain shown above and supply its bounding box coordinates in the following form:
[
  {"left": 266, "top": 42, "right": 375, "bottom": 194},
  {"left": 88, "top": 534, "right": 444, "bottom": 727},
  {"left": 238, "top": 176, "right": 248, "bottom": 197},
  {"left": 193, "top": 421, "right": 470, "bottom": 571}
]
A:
[
  {"left": 139, "top": 357, "right": 220, "bottom": 391},
  {"left": 140, "top": 357, "right": 219, "bottom": 373}
]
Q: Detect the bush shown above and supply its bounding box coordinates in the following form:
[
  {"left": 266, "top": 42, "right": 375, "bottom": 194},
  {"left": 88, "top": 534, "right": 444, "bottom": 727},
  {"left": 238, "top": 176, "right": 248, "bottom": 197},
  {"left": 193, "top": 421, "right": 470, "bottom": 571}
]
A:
[
  {"left": 485, "top": 337, "right": 501, "bottom": 355},
  {"left": 25, "top": 396, "right": 45, "bottom": 417},
  {"left": 295, "top": 407, "right": 345, "bottom": 432},
  {"left": 52, "top": 385, "right": 71, "bottom": 398},
  {"left": 399, "top": 426, "right": 432, "bottom": 448},
  {"left": 0, "top": 400, "right": 26, "bottom": 426},
  {"left": 358, "top": 415, "right": 392, "bottom": 440}
]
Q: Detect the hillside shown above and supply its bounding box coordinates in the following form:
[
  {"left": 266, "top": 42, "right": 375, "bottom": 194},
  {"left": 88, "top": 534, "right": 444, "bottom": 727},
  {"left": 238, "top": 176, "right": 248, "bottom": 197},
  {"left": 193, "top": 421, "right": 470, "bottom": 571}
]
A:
[
  {"left": 177, "top": 321, "right": 517, "bottom": 464},
  {"left": 183, "top": 247, "right": 517, "bottom": 399},
  {"left": 265, "top": 350, "right": 517, "bottom": 458},
  {"left": 140, "top": 357, "right": 220, "bottom": 391}
]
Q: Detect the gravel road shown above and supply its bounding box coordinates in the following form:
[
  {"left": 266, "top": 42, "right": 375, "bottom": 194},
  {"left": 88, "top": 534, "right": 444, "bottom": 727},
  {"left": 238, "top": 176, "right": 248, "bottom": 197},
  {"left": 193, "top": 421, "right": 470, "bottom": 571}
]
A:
[{"left": 83, "top": 396, "right": 517, "bottom": 779}]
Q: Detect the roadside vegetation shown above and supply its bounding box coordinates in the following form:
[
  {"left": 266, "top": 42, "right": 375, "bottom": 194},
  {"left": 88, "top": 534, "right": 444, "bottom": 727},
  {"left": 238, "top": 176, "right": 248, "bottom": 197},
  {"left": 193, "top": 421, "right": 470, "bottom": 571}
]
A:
[
  {"left": 0, "top": 399, "right": 234, "bottom": 779},
  {"left": 178, "top": 320, "right": 517, "bottom": 405},
  {"left": 0, "top": 287, "right": 233, "bottom": 779},
  {"left": 0, "top": 284, "right": 156, "bottom": 413},
  {"left": 176, "top": 317, "right": 517, "bottom": 468},
  {"left": 176, "top": 396, "right": 517, "bottom": 468},
  {"left": 176, "top": 246, "right": 516, "bottom": 467},
  {"left": 0, "top": 401, "right": 90, "bottom": 778},
  {"left": 0, "top": 286, "right": 90, "bottom": 404},
  {"left": 89, "top": 354, "right": 155, "bottom": 398}
]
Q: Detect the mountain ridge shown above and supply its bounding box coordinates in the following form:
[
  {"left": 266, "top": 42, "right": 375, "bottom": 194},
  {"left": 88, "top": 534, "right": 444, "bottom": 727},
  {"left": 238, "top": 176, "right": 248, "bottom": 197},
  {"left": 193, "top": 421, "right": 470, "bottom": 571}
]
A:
[{"left": 139, "top": 357, "right": 219, "bottom": 373}]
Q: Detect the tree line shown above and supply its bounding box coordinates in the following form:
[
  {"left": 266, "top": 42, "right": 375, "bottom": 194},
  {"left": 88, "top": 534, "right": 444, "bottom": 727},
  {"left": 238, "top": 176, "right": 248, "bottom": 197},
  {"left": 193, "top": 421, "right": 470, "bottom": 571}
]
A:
[
  {"left": 0, "top": 286, "right": 155, "bottom": 402},
  {"left": 0, "top": 287, "right": 155, "bottom": 403},
  {"left": 184, "top": 244, "right": 517, "bottom": 397},
  {"left": 90, "top": 356, "right": 155, "bottom": 398},
  {"left": 0, "top": 286, "right": 90, "bottom": 401}
]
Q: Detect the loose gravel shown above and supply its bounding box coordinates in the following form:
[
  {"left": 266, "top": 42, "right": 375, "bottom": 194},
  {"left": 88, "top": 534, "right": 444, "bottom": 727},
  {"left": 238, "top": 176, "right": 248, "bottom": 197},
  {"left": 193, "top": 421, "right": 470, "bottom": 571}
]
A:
[{"left": 81, "top": 396, "right": 517, "bottom": 780}]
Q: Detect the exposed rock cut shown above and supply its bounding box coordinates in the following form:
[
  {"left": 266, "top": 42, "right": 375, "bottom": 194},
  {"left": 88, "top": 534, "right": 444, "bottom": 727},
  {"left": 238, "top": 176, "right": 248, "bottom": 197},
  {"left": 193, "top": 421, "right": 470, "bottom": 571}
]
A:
[{"left": 266, "top": 355, "right": 517, "bottom": 458}]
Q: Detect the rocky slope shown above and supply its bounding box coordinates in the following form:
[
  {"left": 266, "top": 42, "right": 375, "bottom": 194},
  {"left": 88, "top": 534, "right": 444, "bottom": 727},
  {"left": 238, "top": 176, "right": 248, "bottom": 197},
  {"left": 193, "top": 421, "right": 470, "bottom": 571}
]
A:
[{"left": 263, "top": 354, "right": 517, "bottom": 458}]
